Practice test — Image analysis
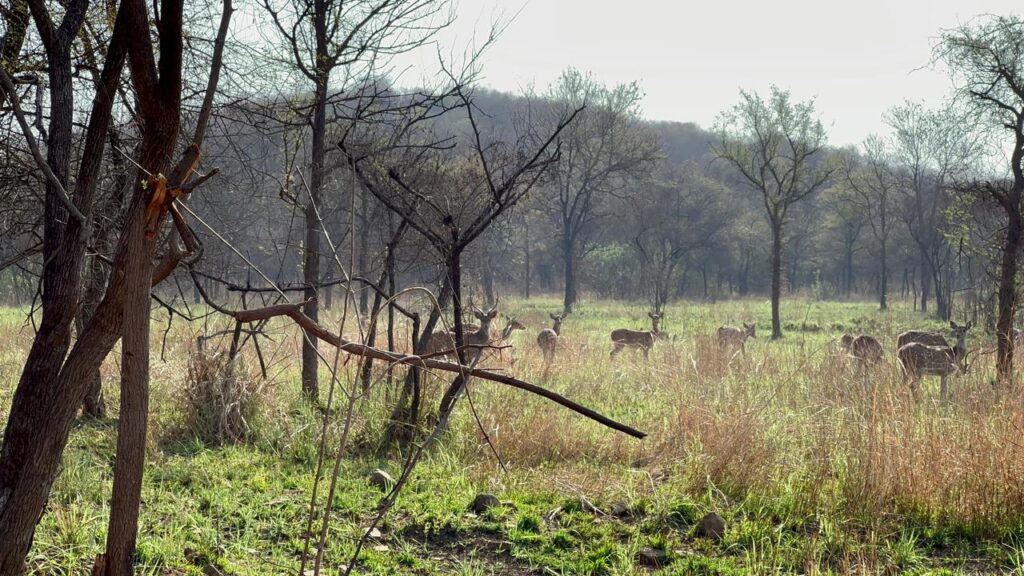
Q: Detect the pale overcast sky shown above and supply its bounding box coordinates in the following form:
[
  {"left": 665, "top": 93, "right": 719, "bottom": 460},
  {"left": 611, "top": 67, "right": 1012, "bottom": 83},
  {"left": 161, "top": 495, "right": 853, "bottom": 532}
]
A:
[{"left": 398, "top": 0, "right": 1022, "bottom": 147}]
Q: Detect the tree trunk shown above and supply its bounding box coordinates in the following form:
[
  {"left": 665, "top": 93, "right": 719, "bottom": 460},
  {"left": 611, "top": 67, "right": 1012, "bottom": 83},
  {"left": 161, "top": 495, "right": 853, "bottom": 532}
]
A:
[
  {"left": 358, "top": 188, "right": 370, "bottom": 315},
  {"left": 523, "top": 217, "right": 531, "bottom": 299},
  {"left": 103, "top": 172, "right": 158, "bottom": 576},
  {"left": 770, "top": 219, "right": 784, "bottom": 340},
  {"left": 844, "top": 240, "right": 854, "bottom": 297},
  {"left": 0, "top": 3, "right": 125, "bottom": 566},
  {"left": 879, "top": 240, "right": 888, "bottom": 310},
  {"left": 562, "top": 234, "right": 577, "bottom": 314},
  {"left": 996, "top": 202, "right": 1022, "bottom": 385},
  {"left": 919, "top": 251, "right": 930, "bottom": 313},
  {"left": 301, "top": 78, "right": 328, "bottom": 402},
  {"left": 77, "top": 257, "right": 107, "bottom": 418}
]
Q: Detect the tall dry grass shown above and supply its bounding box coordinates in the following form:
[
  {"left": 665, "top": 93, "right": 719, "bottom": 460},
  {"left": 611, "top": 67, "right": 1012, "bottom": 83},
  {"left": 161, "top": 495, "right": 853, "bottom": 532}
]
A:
[{"left": 441, "top": 303, "right": 1024, "bottom": 538}]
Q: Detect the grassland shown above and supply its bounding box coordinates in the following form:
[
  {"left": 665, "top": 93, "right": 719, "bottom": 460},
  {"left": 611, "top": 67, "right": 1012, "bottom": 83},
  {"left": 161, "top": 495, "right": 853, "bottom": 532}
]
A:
[{"left": 2, "top": 297, "right": 1024, "bottom": 575}]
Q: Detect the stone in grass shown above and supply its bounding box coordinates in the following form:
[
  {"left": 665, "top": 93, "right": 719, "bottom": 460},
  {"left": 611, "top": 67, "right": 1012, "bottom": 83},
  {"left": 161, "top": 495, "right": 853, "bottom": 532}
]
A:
[
  {"left": 696, "top": 512, "right": 726, "bottom": 540},
  {"left": 469, "top": 493, "right": 501, "bottom": 514},
  {"left": 610, "top": 501, "right": 632, "bottom": 518},
  {"left": 637, "top": 547, "right": 668, "bottom": 567},
  {"left": 367, "top": 468, "right": 394, "bottom": 490}
]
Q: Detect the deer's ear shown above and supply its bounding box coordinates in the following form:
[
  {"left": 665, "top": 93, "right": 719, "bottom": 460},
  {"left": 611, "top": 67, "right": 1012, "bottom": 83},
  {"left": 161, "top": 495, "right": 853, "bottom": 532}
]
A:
[
  {"left": 950, "top": 321, "right": 959, "bottom": 330},
  {"left": 966, "top": 321, "right": 974, "bottom": 330}
]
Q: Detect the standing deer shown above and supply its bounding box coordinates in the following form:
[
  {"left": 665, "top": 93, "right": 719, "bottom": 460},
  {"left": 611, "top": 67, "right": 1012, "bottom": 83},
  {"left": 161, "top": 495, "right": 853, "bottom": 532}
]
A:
[
  {"left": 462, "top": 303, "right": 500, "bottom": 363},
  {"left": 897, "top": 321, "right": 972, "bottom": 402},
  {"left": 492, "top": 316, "right": 526, "bottom": 363},
  {"left": 422, "top": 330, "right": 457, "bottom": 360},
  {"left": 897, "top": 321, "right": 972, "bottom": 369},
  {"left": 537, "top": 313, "right": 567, "bottom": 367},
  {"left": 421, "top": 302, "right": 501, "bottom": 363},
  {"left": 717, "top": 323, "right": 756, "bottom": 355},
  {"left": 610, "top": 312, "right": 664, "bottom": 360}
]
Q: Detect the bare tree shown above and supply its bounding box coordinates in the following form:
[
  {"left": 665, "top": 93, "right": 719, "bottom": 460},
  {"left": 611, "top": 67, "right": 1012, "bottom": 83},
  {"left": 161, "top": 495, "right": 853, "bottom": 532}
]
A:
[
  {"left": 260, "top": 0, "right": 452, "bottom": 401},
  {"left": 714, "top": 86, "right": 834, "bottom": 339},
  {"left": 843, "top": 136, "right": 900, "bottom": 309},
  {"left": 938, "top": 15, "right": 1024, "bottom": 385},
  {"left": 886, "top": 101, "right": 979, "bottom": 319},
  {"left": 342, "top": 84, "right": 581, "bottom": 434},
  {"left": 822, "top": 182, "right": 866, "bottom": 298},
  {"left": 534, "top": 68, "right": 658, "bottom": 313},
  {"left": 629, "top": 163, "right": 732, "bottom": 312}
]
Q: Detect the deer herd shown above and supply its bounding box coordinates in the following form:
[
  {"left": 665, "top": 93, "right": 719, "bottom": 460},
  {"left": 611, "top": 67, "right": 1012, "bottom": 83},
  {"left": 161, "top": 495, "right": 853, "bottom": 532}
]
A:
[{"left": 420, "top": 299, "right": 988, "bottom": 402}]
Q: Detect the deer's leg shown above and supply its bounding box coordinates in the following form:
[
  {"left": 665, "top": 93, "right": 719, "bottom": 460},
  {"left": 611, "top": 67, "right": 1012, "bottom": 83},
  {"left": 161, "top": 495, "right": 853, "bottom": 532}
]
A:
[
  {"left": 909, "top": 375, "right": 921, "bottom": 402},
  {"left": 610, "top": 343, "right": 622, "bottom": 359},
  {"left": 940, "top": 375, "right": 948, "bottom": 405},
  {"left": 643, "top": 346, "right": 650, "bottom": 361}
]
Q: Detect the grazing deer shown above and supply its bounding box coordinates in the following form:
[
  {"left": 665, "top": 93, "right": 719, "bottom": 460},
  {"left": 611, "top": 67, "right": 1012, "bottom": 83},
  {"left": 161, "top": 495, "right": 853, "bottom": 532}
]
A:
[
  {"left": 717, "top": 323, "right": 756, "bottom": 355},
  {"left": 897, "top": 321, "right": 972, "bottom": 402},
  {"left": 610, "top": 312, "right": 664, "bottom": 360},
  {"left": 839, "top": 334, "right": 884, "bottom": 367},
  {"left": 537, "top": 313, "right": 567, "bottom": 367},
  {"left": 837, "top": 333, "right": 855, "bottom": 351}
]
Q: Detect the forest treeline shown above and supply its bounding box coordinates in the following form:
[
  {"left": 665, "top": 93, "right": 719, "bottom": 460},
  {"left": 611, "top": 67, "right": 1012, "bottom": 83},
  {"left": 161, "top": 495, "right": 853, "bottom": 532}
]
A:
[{"left": 0, "top": 69, "right": 1007, "bottom": 325}]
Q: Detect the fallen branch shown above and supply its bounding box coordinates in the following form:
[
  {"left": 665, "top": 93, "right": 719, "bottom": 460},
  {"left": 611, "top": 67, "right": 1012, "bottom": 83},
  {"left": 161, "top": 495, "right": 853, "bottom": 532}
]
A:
[{"left": 228, "top": 302, "right": 646, "bottom": 439}]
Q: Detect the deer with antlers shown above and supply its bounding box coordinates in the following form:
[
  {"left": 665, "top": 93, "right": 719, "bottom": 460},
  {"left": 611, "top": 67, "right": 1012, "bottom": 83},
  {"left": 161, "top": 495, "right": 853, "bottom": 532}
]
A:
[
  {"left": 422, "top": 300, "right": 501, "bottom": 363},
  {"left": 610, "top": 312, "right": 664, "bottom": 360},
  {"left": 897, "top": 321, "right": 972, "bottom": 402},
  {"left": 717, "top": 323, "right": 756, "bottom": 356},
  {"left": 537, "top": 312, "right": 567, "bottom": 368}
]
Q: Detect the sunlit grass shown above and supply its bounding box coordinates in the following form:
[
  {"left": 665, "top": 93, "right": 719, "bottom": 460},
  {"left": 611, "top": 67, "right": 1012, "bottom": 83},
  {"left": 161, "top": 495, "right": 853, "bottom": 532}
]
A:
[{"left": 1, "top": 296, "right": 1022, "bottom": 574}]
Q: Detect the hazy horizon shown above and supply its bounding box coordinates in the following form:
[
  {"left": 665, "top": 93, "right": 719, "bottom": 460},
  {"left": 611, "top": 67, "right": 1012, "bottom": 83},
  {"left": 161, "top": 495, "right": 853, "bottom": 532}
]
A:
[{"left": 396, "top": 0, "right": 1022, "bottom": 147}]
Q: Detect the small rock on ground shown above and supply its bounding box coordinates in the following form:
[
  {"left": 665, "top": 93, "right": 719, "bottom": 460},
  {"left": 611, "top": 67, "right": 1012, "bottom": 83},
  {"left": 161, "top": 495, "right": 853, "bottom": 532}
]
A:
[
  {"left": 696, "top": 512, "right": 726, "bottom": 540},
  {"left": 637, "top": 547, "right": 668, "bottom": 567},
  {"left": 610, "top": 501, "right": 631, "bottom": 518},
  {"left": 469, "top": 493, "right": 501, "bottom": 514}
]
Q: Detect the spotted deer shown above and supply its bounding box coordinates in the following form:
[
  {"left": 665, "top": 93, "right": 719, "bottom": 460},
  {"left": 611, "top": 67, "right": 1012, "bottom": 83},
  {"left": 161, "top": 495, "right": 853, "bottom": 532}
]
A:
[
  {"left": 421, "top": 302, "right": 501, "bottom": 363},
  {"left": 717, "top": 323, "right": 756, "bottom": 355},
  {"left": 610, "top": 312, "right": 664, "bottom": 360},
  {"left": 897, "top": 321, "right": 972, "bottom": 402},
  {"left": 492, "top": 316, "right": 526, "bottom": 363},
  {"left": 844, "top": 334, "right": 884, "bottom": 367},
  {"left": 897, "top": 321, "right": 972, "bottom": 369},
  {"left": 462, "top": 303, "right": 500, "bottom": 363},
  {"left": 537, "top": 313, "right": 567, "bottom": 367}
]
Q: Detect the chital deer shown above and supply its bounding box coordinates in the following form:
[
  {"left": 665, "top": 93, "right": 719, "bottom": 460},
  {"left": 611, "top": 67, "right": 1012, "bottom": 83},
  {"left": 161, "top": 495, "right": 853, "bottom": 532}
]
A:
[
  {"left": 610, "top": 312, "right": 664, "bottom": 360},
  {"left": 897, "top": 321, "right": 972, "bottom": 370},
  {"left": 842, "top": 334, "right": 884, "bottom": 367},
  {"left": 421, "top": 302, "right": 501, "bottom": 363},
  {"left": 492, "top": 316, "right": 526, "bottom": 363},
  {"left": 422, "top": 330, "right": 457, "bottom": 360},
  {"left": 897, "top": 321, "right": 972, "bottom": 402},
  {"left": 537, "top": 313, "right": 567, "bottom": 367},
  {"left": 717, "top": 323, "right": 756, "bottom": 355},
  {"left": 462, "top": 303, "right": 500, "bottom": 363}
]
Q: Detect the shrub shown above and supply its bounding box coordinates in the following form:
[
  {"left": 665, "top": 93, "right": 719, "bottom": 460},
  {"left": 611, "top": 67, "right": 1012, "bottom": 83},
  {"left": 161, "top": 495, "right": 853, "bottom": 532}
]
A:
[{"left": 180, "top": 348, "right": 263, "bottom": 445}]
